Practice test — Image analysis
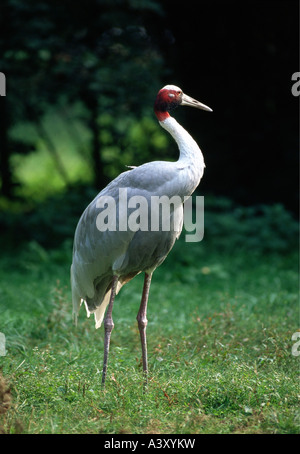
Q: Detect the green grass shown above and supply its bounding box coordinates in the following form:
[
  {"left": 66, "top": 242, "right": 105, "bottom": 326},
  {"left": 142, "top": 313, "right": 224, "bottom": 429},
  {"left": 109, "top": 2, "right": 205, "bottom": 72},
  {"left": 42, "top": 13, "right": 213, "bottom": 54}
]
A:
[{"left": 0, "top": 209, "right": 299, "bottom": 434}]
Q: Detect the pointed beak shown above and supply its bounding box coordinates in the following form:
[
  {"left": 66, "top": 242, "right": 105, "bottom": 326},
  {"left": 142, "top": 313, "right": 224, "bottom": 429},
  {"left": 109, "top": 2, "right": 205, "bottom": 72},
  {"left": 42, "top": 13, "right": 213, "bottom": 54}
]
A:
[{"left": 181, "top": 93, "right": 213, "bottom": 112}]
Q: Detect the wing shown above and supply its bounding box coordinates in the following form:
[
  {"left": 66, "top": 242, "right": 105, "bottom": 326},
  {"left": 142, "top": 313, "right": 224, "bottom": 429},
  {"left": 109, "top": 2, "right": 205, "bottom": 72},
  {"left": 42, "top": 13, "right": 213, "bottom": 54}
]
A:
[
  {"left": 71, "top": 161, "right": 187, "bottom": 327},
  {"left": 71, "top": 181, "right": 136, "bottom": 324}
]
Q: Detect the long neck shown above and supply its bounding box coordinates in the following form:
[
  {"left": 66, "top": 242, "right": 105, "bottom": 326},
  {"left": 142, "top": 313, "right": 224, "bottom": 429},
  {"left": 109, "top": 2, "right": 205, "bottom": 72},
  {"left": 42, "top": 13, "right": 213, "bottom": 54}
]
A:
[
  {"left": 159, "top": 116, "right": 205, "bottom": 169},
  {"left": 159, "top": 115, "right": 205, "bottom": 197}
]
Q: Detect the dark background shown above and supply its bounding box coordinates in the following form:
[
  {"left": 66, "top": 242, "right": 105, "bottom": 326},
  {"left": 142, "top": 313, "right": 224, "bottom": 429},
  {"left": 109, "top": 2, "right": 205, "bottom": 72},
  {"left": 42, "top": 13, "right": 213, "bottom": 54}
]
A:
[
  {"left": 0, "top": 0, "right": 299, "bottom": 238},
  {"left": 161, "top": 0, "right": 299, "bottom": 213}
]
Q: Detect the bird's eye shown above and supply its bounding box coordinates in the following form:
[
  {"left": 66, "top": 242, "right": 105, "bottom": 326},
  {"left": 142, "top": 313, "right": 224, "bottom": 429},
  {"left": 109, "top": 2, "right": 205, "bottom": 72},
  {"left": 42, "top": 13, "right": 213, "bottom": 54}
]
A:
[{"left": 177, "top": 91, "right": 182, "bottom": 95}]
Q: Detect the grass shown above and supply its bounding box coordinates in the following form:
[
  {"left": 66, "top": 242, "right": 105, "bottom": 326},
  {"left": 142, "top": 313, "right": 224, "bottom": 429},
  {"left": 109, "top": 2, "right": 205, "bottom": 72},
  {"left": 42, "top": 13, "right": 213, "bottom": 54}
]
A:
[{"left": 0, "top": 202, "right": 299, "bottom": 434}]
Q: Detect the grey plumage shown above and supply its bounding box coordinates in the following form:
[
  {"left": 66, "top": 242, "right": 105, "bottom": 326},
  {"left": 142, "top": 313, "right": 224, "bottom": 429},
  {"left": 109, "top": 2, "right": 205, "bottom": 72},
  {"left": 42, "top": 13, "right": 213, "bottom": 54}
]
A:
[{"left": 70, "top": 85, "right": 212, "bottom": 385}]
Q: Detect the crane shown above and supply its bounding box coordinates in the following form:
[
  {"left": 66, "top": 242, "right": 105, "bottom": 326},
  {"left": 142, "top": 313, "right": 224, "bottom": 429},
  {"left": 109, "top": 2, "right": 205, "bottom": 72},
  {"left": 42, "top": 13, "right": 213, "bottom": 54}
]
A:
[{"left": 71, "top": 85, "right": 212, "bottom": 386}]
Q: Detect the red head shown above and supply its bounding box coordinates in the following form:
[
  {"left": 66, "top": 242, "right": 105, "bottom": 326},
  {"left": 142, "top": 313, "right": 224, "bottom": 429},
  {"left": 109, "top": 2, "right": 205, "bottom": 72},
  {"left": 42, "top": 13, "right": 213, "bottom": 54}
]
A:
[{"left": 154, "top": 84, "right": 212, "bottom": 122}]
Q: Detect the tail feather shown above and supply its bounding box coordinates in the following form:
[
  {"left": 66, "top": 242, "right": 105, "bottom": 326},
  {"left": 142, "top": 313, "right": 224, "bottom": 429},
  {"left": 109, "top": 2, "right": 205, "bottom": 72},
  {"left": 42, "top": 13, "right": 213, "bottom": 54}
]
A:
[
  {"left": 93, "top": 292, "right": 110, "bottom": 329},
  {"left": 92, "top": 280, "right": 124, "bottom": 329},
  {"left": 71, "top": 265, "right": 82, "bottom": 327},
  {"left": 71, "top": 266, "right": 132, "bottom": 329}
]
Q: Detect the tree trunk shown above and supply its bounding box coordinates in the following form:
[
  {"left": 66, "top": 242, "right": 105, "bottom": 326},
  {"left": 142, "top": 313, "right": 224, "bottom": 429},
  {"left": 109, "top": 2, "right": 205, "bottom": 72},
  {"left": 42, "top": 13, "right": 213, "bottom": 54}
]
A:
[{"left": 84, "top": 94, "right": 106, "bottom": 190}]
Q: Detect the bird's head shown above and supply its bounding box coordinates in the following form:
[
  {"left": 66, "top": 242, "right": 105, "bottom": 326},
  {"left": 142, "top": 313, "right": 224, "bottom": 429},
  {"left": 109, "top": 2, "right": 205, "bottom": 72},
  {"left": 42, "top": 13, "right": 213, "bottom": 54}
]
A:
[{"left": 154, "top": 84, "right": 212, "bottom": 122}]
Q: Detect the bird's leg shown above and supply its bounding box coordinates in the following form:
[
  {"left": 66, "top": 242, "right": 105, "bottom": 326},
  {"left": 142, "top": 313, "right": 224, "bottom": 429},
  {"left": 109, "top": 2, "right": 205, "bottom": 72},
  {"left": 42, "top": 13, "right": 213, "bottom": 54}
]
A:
[
  {"left": 136, "top": 272, "right": 152, "bottom": 386},
  {"left": 102, "top": 275, "right": 118, "bottom": 386}
]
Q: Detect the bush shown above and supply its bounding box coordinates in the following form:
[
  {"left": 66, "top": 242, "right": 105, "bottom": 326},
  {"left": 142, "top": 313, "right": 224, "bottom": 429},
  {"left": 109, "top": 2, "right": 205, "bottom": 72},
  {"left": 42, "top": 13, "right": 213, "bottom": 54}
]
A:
[{"left": 203, "top": 197, "right": 298, "bottom": 254}]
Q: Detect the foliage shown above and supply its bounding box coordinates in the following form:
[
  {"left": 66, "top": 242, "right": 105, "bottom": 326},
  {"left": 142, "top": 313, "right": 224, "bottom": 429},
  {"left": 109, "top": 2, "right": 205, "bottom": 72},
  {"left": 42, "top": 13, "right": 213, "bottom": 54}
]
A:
[
  {"left": 1, "top": 0, "right": 298, "bottom": 211},
  {"left": 203, "top": 196, "right": 299, "bottom": 254},
  {"left": 0, "top": 0, "right": 165, "bottom": 194}
]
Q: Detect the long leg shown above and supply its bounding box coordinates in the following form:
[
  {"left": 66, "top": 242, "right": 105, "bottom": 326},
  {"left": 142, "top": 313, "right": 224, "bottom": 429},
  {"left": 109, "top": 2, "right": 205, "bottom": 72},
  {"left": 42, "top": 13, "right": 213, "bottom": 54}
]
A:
[
  {"left": 136, "top": 272, "right": 152, "bottom": 385},
  {"left": 102, "top": 275, "right": 118, "bottom": 386}
]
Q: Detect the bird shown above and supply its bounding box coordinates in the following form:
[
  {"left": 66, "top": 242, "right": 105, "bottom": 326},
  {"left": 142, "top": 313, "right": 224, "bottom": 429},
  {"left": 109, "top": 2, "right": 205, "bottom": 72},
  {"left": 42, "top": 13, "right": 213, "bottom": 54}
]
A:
[{"left": 71, "top": 85, "right": 212, "bottom": 386}]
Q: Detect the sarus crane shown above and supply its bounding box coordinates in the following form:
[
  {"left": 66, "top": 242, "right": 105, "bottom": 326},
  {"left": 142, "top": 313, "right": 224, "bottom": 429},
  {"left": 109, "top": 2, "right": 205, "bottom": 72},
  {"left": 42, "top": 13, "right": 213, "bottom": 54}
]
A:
[{"left": 71, "top": 85, "right": 212, "bottom": 386}]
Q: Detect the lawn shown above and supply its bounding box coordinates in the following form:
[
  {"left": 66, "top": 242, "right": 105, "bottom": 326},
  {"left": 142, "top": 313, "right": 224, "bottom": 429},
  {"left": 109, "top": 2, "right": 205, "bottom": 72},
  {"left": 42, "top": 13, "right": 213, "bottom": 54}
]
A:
[{"left": 0, "top": 199, "right": 299, "bottom": 434}]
